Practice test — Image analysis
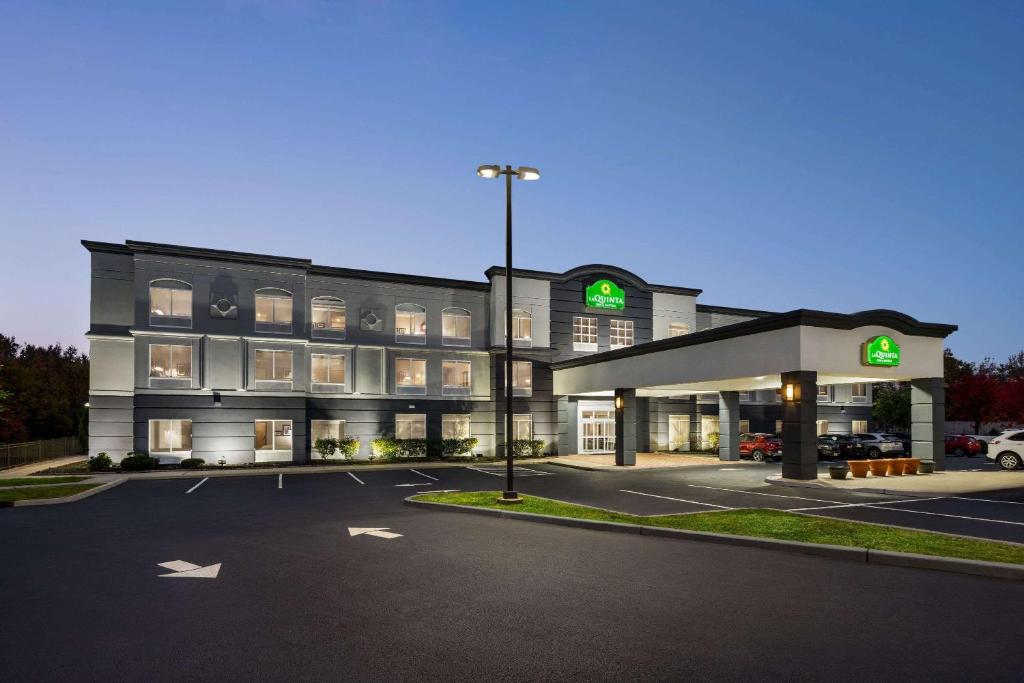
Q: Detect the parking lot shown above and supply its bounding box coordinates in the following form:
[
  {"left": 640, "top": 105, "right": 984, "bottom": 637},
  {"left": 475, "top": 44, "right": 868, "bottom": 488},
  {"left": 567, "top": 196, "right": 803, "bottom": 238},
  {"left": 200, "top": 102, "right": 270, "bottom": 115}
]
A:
[{"left": 2, "top": 463, "right": 1023, "bottom": 680}]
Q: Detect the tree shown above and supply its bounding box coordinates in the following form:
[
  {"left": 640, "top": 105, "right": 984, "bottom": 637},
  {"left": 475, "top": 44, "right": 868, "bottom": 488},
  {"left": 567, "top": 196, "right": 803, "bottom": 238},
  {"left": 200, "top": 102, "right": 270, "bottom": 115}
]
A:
[
  {"left": 946, "top": 365, "right": 1002, "bottom": 435},
  {"left": 999, "top": 351, "right": 1024, "bottom": 381},
  {"left": 873, "top": 383, "right": 910, "bottom": 430}
]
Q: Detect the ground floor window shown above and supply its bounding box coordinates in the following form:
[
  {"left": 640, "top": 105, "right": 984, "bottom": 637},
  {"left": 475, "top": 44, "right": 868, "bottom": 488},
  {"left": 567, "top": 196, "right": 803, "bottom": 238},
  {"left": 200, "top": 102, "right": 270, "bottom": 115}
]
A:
[
  {"left": 396, "top": 414, "right": 426, "bottom": 439},
  {"left": 149, "top": 419, "right": 192, "bottom": 453},
  {"left": 581, "top": 408, "right": 615, "bottom": 453},
  {"left": 311, "top": 419, "right": 346, "bottom": 444},
  {"left": 775, "top": 419, "right": 783, "bottom": 435},
  {"left": 255, "top": 419, "right": 293, "bottom": 451},
  {"left": 513, "top": 414, "right": 533, "bottom": 440},
  {"left": 738, "top": 419, "right": 750, "bottom": 434},
  {"left": 851, "top": 419, "right": 868, "bottom": 433},
  {"left": 442, "top": 414, "right": 471, "bottom": 439},
  {"left": 701, "top": 415, "right": 720, "bottom": 449},
  {"left": 816, "top": 419, "right": 829, "bottom": 436}
]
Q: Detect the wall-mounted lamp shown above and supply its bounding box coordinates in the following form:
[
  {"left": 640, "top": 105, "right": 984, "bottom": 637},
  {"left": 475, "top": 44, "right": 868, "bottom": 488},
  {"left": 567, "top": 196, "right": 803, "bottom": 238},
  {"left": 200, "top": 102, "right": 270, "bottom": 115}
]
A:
[
  {"left": 614, "top": 395, "right": 624, "bottom": 410},
  {"left": 840, "top": 405, "right": 847, "bottom": 415},
  {"left": 783, "top": 383, "right": 800, "bottom": 402}
]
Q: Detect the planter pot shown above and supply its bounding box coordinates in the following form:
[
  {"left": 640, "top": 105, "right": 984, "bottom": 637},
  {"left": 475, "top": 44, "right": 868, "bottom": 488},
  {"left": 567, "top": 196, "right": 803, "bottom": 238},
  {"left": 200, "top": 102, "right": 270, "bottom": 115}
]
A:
[
  {"left": 869, "top": 460, "right": 890, "bottom": 477},
  {"left": 848, "top": 460, "right": 870, "bottom": 478},
  {"left": 828, "top": 466, "right": 849, "bottom": 480},
  {"left": 886, "top": 459, "right": 904, "bottom": 476},
  {"left": 919, "top": 460, "right": 935, "bottom": 474},
  {"left": 903, "top": 459, "right": 920, "bottom": 475}
]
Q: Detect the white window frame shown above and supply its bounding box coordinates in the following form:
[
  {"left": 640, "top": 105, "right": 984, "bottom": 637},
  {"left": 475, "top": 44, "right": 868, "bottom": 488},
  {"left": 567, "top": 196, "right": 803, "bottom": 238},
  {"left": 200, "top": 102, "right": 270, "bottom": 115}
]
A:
[
  {"left": 395, "top": 303, "right": 427, "bottom": 343},
  {"left": 817, "top": 385, "right": 833, "bottom": 403},
  {"left": 442, "top": 307, "right": 472, "bottom": 347},
  {"left": 254, "top": 288, "right": 293, "bottom": 331},
  {"left": 395, "top": 414, "right": 426, "bottom": 440},
  {"left": 851, "top": 383, "right": 868, "bottom": 403},
  {"left": 609, "top": 319, "right": 634, "bottom": 349},
  {"left": 508, "top": 308, "right": 533, "bottom": 347},
  {"left": 441, "top": 414, "right": 472, "bottom": 439},
  {"left": 254, "top": 349, "right": 293, "bottom": 385},
  {"left": 513, "top": 414, "right": 533, "bottom": 440},
  {"left": 816, "top": 419, "right": 830, "bottom": 436},
  {"left": 149, "top": 279, "right": 193, "bottom": 328},
  {"left": 148, "top": 419, "right": 192, "bottom": 454},
  {"left": 310, "top": 353, "right": 345, "bottom": 387},
  {"left": 148, "top": 343, "right": 192, "bottom": 383},
  {"left": 311, "top": 296, "right": 346, "bottom": 336},
  {"left": 511, "top": 360, "right": 532, "bottom": 395},
  {"left": 668, "top": 322, "right": 690, "bottom": 337},
  {"left": 442, "top": 359, "right": 472, "bottom": 395},
  {"left": 573, "top": 316, "right": 598, "bottom": 352},
  {"left": 395, "top": 357, "right": 427, "bottom": 394},
  {"left": 851, "top": 419, "right": 868, "bottom": 433},
  {"left": 254, "top": 419, "right": 293, "bottom": 452}
]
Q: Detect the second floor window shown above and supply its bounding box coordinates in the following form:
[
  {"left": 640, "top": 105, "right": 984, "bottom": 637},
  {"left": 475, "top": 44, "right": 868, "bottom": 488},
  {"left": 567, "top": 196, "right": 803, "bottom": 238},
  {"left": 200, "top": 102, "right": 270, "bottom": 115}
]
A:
[
  {"left": 668, "top": 322, "right": 690, "bottom": 337},
  {"left": 255, "top": 349, "right": 293, "bottom": 382},
  {"left": 442, "top": 308, "right": 471, "bottom": 346},
  {"left": 817, "top": 385, "right": 832, "bottom": 402},
  {"left": 852, "top": 383, "right": 867, "bottom": 401},
  {"left": 149, "top": 280, "right": 192, "bottom": 327},
  {"left": 311, "top": 297, "right": 346, "bottom": 334},
  {"left": 442, "top": 360, "right": 472, "bottom": 392},
  {"left": 610, "top": 319, "right": 634, "bottom": 349},
  {"left": 573, "top": 316, "right": 598, "bottom": 351},
  {"left": 150, "top": 344, "right": 192, "bottom": 379},
  {"left": 255, "top": 289, "right": 293, "bottom": 331},
  {"left": 396, "top": 303, "right": 426, "bottom": 342},
  {"left": 512, "top": 360, "right": 532, "bottom": 392},
  {"left": 311, "top": 353, "right": 345, "bottom": 385},
  {"left": 396, "top": 358, "right": 427, "bottom": 393}
]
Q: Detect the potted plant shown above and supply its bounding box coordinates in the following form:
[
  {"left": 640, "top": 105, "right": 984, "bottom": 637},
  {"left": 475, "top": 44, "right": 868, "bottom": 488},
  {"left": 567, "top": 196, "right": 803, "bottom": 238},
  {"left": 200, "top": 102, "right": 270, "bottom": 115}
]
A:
[
  {"left": 828, "top": 464, "right": 849, "bottom": 480},
  {"left": 919, "top": 460, "right": 935, "bottom": 474},
  {"left": 868, "top": 459, "right": 889, "bottom": 477}
]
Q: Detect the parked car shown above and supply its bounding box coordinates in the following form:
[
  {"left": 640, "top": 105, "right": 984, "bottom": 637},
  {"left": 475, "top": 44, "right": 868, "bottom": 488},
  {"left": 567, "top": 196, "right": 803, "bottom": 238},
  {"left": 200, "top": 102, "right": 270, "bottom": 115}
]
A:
[
  {"left": 986, "top": 429, "right": 1024, "bottom": 470},
  {"left": 884, "top": 432, "right": 912, "bottom": 456},
  {"left": 851, "top": 433, "right": 904, "bottom": 458},
  {"left": 739, "top": 433, "right": 783, "bottom": 462},
  {"left": 817, "top": 434, "right": 861, "bottom": 460},
  {"left": 945, "top": 434, "right": 983, "bottom": 457}
]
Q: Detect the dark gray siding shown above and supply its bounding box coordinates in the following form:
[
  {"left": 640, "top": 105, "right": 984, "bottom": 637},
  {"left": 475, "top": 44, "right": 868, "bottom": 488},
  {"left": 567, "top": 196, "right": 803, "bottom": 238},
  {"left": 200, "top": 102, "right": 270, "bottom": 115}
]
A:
[{"left": 549, "top": 275, "right": 653, "bottom": 362}]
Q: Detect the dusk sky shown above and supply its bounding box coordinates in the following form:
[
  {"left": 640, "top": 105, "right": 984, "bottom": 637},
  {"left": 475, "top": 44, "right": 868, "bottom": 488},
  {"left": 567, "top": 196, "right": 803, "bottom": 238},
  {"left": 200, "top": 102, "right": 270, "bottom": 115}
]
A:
[{"left": 1, "top": 1, "right": 1020, "bottom": 362}]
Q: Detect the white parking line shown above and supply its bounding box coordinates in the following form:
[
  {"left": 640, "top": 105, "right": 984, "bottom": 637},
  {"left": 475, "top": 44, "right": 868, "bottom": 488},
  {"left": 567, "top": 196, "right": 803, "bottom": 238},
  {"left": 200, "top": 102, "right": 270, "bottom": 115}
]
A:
[
  {"left": 853, "top": 506, "right": 1024, "bottom": 527},
  {"left": 685, "top": 484, "right": 841, "bottom": 505},
  {"left": 348, "top": 472, "right": 365, "bottom": 485},
  {"left": 947, "top": 495, "right": 1024, "bottom": 506},
  {"left": 278, "top": 474, "right": 283, "bottom": 489},
  {"left": 185, "top": 478, "right": 208, "bottom": 494},
  {"left": 409, "top": 469, "right": 438, "bottom": 481},
  {"left": 467, "top": 466, "right": 552, "bottom": 477},
  {"left": 620, "top": 489, "right": 733, "bottom": 509},
  {"left": 788, "top": 497, "right": 945, "bottom": 512}
]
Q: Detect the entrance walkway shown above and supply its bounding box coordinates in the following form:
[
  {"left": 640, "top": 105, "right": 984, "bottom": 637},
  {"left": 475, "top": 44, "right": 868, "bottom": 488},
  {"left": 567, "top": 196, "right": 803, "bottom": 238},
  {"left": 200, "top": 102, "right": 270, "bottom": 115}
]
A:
[
  {"left": 1, "top": 456, "right": 87, "bottom": 477},
  {"left": 550, "top": 453, "right": 757, "bottom": 470}
]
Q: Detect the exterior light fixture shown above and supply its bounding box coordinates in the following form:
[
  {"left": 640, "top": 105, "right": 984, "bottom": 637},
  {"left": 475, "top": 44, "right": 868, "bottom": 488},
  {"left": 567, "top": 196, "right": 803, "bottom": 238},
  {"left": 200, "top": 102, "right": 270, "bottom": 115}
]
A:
[
  {"left": 840, "top": 405, "right": 847, "bottom": 415},
  {"left": 476, "top": 165, "right": 501, "bottom": 179},
  {"left": 783, "top": 383, "right": 798, "bottom": 402},
  {"left": 615, "top": 395, "right": 624, "bottom": 410},
  {"left": 516, "top": 166, "right": 541, "bottom": 181}
]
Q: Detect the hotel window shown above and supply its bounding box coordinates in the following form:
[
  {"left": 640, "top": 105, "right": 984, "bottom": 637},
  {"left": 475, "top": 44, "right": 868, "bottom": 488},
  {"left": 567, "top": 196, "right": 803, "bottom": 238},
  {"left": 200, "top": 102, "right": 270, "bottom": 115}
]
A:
[
  {"left": 254, "top": 349, "right": 293, "bottom": 383},
  {"left": 149, "top": 419, "right": 192, "bottom": 454},
  {"left": 255, "top": 288, "right": 293, "bottom": 332},
  {"left": 851, "top": 419, "right": 868, "bottom": 433},
  {"left": 396, "top": 414, "right": 426, "bottom": 440},
  {"left": 512, "top": 361, "right": 532, "bottom": 395},
  {"left": 311, "top": 297, "right": 346, "bottom": 335},
  {"left": 817, "top": 385, "right": 832, "bottom": 402},
  {"left": 442, "top": 414, "right": 472, "bottom": 439},
  {"left": 442, "top": 360, "right": 472, "bottom": 394},
  {"left": 513, "top": 414, "right": 533, "bottom": 440},
  {"left": 311, "top": 419, "right": 346, "bottom": 445},
  {"left": 395, "top": 358, "right": 427, "bottom": 394},
  {"left": 255, "top": 419, "right": 293, "bottom": 451},
  {"left": 508, "top": 309, "right": 532, "bottom": 347},
  {"left": 442, "top": 308, "right": 472, "bottom": 346},
  {"left": 816, "top": 419, "right": 830, "bottom": 436},
  {"left": 739, "top": 420, "right": 751, "bottom": 434},
  {"left": 311, "top": 353, "right": 345, "bottom": 386},
  {"left": 775, "top": 419, "right": 783, "bottom": 435},
  {"left": 395, "top": 303, "right": 427, "bottom": 343},
  {"left": 668, "top": 322, "right": 690, "bottom": 337},
  {"left": 149, "top": 344, "right": 192, "bottom": 380},
  {"left": 851, "top": 383, "right": 868, "bottom": 402},
  {"left": 739, "top": 391, "right": 752, "bottom": 402},
  {"left": 573, "top": 316, "right": 598, "bottom": 351},
  {"left": 149, "top": 280, "right": 192, "bottom": 327},
  {"left": 609, "top": 320, "right": 634, "bottom": 349}
]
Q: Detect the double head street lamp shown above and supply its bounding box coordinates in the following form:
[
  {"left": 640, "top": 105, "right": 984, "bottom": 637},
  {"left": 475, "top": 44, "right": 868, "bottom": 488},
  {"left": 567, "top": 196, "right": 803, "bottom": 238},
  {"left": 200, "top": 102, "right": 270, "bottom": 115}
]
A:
[{"left": 477, "top": 164, "right": 540, "bottom": 503}]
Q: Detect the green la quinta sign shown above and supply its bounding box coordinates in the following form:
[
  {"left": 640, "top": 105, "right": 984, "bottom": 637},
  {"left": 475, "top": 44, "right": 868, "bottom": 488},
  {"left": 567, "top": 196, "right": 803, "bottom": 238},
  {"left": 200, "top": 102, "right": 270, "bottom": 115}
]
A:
[
  {"left": 585, "top": 279, "right": 625, "bottom": 310},
  {"left": 862, "top": 335, "right": 901, "bottom": 367}
]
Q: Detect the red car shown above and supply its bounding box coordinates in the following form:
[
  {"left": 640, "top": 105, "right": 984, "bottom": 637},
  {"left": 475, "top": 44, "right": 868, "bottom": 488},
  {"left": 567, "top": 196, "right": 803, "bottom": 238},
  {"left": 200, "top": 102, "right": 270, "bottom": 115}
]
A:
[
  {"left": 739, "top": 433, "right": 783, "bottom": 462},
  {"left": 945, "top": 434, "right": 982, "bottom": 457}
]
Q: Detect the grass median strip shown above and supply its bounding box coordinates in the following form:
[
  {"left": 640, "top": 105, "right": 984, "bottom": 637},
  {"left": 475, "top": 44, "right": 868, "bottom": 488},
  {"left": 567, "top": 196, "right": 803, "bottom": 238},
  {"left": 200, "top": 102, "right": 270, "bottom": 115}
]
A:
[
  {"left": 0, "top": 484, "right": 99, "bottom": 503},
  {"left": 413, "top": 491, "right": 1024, "bottom": 566},
  {"left": 0, "top": 476, "right": 90, "bottom": 488}
]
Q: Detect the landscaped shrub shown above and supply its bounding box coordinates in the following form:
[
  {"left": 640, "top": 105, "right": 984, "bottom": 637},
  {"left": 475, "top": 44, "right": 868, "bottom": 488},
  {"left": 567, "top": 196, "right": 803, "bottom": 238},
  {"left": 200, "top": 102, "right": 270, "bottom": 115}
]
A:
[
  {"left": 442, "top": 437, "right": 478, "bottom": 457},
  {"left": 707, "top": 431, "right": 720, "bottom": 452},
  {"left": 119, "top": 452, "right": 157, "bottom": 471},
  {"left": 313, "top": 437, "right": 337, "bottom": 461},
  {"left": 371, "top": 437, "right": 427, "bottom": 461},
  {"left": 511, "top": 439, "right": 546, "bottom": 458},
  {"left": 88, "top": 452, "right": 112, "bottom": 472},
  {"left": 335, "top": 437, "right": 360, "bottom": 460},
  {"left": 179, "top": 458, "right": 205, "bottom": 469}
]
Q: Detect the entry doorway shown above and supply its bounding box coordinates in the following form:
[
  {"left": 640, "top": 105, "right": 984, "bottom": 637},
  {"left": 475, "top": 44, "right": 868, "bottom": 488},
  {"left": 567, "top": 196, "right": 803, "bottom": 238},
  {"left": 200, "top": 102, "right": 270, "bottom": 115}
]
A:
[
  {"left": 668, "top": 415, "right": 690, "bottom": 452},
  {"left": 578, "top": 402, "right": 615, "bottom": 453}
]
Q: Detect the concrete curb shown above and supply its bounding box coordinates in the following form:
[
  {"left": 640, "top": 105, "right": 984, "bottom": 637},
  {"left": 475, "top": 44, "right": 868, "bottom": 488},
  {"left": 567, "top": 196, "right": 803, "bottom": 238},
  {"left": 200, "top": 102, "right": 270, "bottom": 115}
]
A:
[
  {"left": 405, "top": 497, "right": 1024, "bottom": 581},
  {"left": 1, "top": 478, "right": 127, "bottom": 508}
]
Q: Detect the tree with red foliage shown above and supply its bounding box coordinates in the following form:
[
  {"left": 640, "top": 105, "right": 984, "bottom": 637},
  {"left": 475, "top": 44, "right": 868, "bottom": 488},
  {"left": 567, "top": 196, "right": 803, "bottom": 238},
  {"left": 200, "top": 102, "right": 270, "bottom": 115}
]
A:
[{"left": 945, "top": 358, "right": 1003, "bottom": 435}]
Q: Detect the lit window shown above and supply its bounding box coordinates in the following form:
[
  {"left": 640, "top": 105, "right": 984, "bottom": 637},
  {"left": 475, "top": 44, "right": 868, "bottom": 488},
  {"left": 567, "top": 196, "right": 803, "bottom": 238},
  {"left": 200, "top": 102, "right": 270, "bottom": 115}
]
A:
[
  {"left": 442, "top": 360, "right": 471, "bottom": 393},
  {"left": 442, "top": 414, "right": 471, "bottom": 439},
  {"left": 775, "top": 419, "right": 783, "bottom": 435},
  {"left": 610, "top": 320, "right": 634, "bottom": 349},
  {"left": 255, "top": 289, "right": 293, "bottom": 331},
  {"left": 507, "top": 309, "right": 532, "bottom": 345},
  {"left": 149, "top": 420, "right": 192, "bottom": 453},
  {"left": 851, "top": 383, "right": 867, "bottom": 402},
  {"left": 513, "top": 414, "right": 533, "bottom": 440},
  {"left": 311, "top": 353, "right": 345, "bottom": 385},
  {"left": 396, "top": 414, "right": 426, "bottom": 440},
  {"left": 255, "top": 419, "right": 293, "bottom": 451},
  {"left": 739, "top": 391, "right": 752, "bottom": 401},
  {"left": 573, "top": 316, "right": 598, "bottom": 351},
  {"left": 149, "top": 280, "right": 192, "bottom": 327},
  {"left": 149, "top": 344, "right": 192, "bottom": 380},
  {"left": 816, "top": 419, "right": 829, "bottom": 436},
  {"left": 668, "top": 322, "right": 690, "bottom": 337},
  {"left": 442, "top": 308, "right": 471, "bottom": 346},
  {"left": 254, "top": 350, "right": 293, "bottom": 383},
  {"left": 739, "top": 420, "right": 750, "bottom": 434},
  {"left": 512, "top": 361, "right": 532, "bottom": 393},
  {"left": 817, "top": 385, "right": 832, "bottom": 402},
  {"left": 311, "top": 297, "right": 346, "bottom": 334},
  {"left": 395, "top": 358, "right": 427, "bottom": 394},
  {"left": 311, "top": 420, "right": 346, "bottom": 443},
  {"left": 396, "top": 303, "right": 427, "bottom": 342}
]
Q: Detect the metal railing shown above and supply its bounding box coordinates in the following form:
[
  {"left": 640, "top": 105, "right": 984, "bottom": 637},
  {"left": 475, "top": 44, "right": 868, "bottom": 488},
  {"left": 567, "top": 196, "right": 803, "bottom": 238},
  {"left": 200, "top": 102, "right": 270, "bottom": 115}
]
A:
[{"left": 0, "top": 437, "right": 83, "bottom": 470}]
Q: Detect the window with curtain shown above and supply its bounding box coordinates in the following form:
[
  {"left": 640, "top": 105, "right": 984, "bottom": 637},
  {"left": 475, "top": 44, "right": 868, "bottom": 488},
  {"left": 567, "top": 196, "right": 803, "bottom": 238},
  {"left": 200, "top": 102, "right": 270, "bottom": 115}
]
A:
[
  {"left": 442, "top": 308, "right": 471, "bottom": 345},
  {"left": 149, "top": 420, "right": 192, "bottom": 453},
  {"left": 311, "top": 353, "right": 345, "bottom": 385},
  {"left": 255, "top": 349, "right": 293, "bottom": 382},
  {"left": 395, "top": 358, "right": 426, "bottom": 393},
  {"left": 442, "top": 360, "right": 471, "bottom": 392},
  {"left": 442, "top": 414, "right": 471, "bottom": 439},
  {"left": 149, "top": 280, "right": 193, "bottom": 327},
  {"left": 149, "top": 344, "right": 192, "bottom": 380},
  {"left": 396, "top": 414, "right": 426, "bottom": 439},
  {"left": 395, "top": 303, "right": 426, "bottom": 341},
  {"left": 255, "top": 289, "right": 293, "bottom": 330},
  {"left": 311, "top": 297, "right": 346, "bottom": 334}
]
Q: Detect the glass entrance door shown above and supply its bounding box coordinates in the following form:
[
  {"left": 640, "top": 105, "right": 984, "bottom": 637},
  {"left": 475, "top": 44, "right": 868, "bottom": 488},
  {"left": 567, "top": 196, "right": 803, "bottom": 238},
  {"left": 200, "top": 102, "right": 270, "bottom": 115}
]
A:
[{"left": 580, "top": 407, "right": 616, "bottom": 453}]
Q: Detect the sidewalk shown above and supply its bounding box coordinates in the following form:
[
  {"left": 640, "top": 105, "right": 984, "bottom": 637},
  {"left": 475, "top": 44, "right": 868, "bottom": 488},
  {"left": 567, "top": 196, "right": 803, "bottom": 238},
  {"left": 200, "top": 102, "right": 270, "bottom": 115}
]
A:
[
  {"left": 767, "top": 470, "right": 1024, "bottom": 497},
  {"left": 1, "top": 456, "right": 87, "bottom": 477},
  {"left": 549, "top": 453, "right": 751, "bottom": 470}
]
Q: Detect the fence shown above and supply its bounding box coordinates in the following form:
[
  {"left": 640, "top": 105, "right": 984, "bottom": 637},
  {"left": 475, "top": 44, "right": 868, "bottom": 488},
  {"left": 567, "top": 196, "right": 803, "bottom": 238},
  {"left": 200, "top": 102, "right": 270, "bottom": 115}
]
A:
[{"left": 0, "top": 437, "right": 83, "bottom": 470}]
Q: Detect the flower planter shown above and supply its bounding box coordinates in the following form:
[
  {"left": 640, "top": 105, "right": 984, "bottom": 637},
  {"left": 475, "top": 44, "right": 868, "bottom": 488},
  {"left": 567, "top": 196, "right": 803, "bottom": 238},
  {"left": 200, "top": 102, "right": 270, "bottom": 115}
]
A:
[
  {"left": 886, "top": 459, "right": 904, "bottom": 476},
  {"left": 828, "top": 466, "right": 849, "bottom": 480},
  {"left": 903, "top": 458, "right": 920, "bottom": 475},
  {"left": 869, "top": 459, "right": 890, "bottom": 477},
  {"left": 919, "top": 460, "right": 935, "bottom": 474},
  {"left": 848, "top": 460, "right": 870, "bottom": 478}
]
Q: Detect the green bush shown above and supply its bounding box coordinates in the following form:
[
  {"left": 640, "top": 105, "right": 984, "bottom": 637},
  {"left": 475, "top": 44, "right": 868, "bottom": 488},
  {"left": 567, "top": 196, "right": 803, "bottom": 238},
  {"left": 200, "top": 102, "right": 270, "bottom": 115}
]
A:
[
  {"left": 511, "top": 439, "right": 546, "bottom": 458},
  {"left": 179, "top": 458, "right": 205, "bottom": 469},
  {"left": 336, "top": 437, "right": 360, "bottom": 460},
  {"left": 119, "top": 452, "right": 157, "bottom": 471},
  {"left": 371, "top": 437, "right": 427, "bottom": 461},
  {"left": 442, "top": 437, "right": 479, "bottom": 457},
  {"left": 708, "top": 431, "right": 720, "bottom": 452},
  {"left": 89, "top": 452, "right": 112, "bottom": 472},
  {"left": 313, "top": 437, "right": 337, "bottom": 460}
]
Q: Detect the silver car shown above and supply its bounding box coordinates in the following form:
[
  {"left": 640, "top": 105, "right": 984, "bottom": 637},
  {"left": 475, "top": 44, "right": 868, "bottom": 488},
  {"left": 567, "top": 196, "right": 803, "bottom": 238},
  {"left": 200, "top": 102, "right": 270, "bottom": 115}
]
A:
[{"left": 851, "top": 432, "right": 905, "bottom": 458}]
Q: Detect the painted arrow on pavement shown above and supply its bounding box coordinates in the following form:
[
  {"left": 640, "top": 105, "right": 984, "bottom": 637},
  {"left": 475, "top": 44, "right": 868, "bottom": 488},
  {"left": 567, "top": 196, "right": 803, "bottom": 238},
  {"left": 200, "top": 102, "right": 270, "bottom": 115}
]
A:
[
  {"left": 348, "top": 527, "right": 403, "bottom": 540},
  {"left": 158, "top": 560, "right": 222, "bottom": 578}
]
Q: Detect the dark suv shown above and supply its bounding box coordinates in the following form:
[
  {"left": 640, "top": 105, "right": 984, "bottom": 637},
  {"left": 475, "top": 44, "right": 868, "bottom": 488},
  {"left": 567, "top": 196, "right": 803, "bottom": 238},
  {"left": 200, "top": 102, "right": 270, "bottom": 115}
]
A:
[
  {"left": 817, "top": 434, "right": 861, "bottom": 460},
  {"left": 739, "top": 433, "right": 783, "bottom": 462}
]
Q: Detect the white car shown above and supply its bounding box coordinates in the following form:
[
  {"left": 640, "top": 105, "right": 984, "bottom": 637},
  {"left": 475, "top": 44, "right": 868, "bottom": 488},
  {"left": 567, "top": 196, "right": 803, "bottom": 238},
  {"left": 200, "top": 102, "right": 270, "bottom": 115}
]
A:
[{"left": 986, "top": 429, "right": 1024, "bottom": 470}]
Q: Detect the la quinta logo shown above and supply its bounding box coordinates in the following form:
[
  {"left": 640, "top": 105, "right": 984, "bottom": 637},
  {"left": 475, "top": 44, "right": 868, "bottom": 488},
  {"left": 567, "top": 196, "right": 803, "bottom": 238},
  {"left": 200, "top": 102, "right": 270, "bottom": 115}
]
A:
[
  {"left": 585, "top": 279, "right": 625, "bottom": 310},
  {"left": 862, "top": 335, "right": 901, "bottom": 367}
]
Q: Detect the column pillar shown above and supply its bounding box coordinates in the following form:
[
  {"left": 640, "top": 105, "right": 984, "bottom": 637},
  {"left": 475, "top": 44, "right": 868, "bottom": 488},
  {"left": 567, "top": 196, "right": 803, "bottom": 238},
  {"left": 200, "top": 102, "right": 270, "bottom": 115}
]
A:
[
  {"left": 718, "top": 391, "right": 740, "bottom": 461},
  {"left": 781, "top": 370, "right": 818, "bottom": 480},
  {"left": 911, "top": 377, "right": 945, "bottom": 471},
  {"left": 614, "top": 388, "right": 638, "bottom": 466}
]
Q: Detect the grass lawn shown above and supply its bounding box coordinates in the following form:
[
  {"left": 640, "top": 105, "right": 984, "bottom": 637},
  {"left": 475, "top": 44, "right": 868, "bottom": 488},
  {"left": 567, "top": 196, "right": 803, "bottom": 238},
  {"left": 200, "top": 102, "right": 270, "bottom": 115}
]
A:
[
  {"left": 0, "top": 484, "right": 99, "bottom": 503},
  {"left": 35, "top": 459, "right": 90, "bottom": 475},
  {"left": 413, "top": 491, "right": 1024, "bottom": 566},
  {"left": 0, "top": 476, "right": 90, "bottom": 487}
]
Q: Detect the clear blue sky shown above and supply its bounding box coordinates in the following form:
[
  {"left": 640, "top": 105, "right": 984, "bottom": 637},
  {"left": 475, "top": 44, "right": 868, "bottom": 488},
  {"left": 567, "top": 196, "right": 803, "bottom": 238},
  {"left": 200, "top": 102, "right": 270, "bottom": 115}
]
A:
[{"left": 1, "top": 1, "right": 1021, "bottom": 362}]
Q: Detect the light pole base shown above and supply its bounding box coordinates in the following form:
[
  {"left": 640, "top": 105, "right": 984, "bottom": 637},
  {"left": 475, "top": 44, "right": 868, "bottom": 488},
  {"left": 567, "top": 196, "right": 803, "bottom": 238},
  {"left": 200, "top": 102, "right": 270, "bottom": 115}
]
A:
[{"left": 497, "top": 491, "right": 523, "bottom": 504}]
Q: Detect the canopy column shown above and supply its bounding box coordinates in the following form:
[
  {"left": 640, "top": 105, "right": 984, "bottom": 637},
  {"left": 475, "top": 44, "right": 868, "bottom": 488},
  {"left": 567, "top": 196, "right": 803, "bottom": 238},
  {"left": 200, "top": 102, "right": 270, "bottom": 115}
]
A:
[
  {"left": 718, "top": 391, "right": 740, "bottom": 461},
  {"left": 911, "top": 377, "right": 945, "bottom": 471},
  {"left": 781, "top": 370, "right": 818, "bottom": 480}
]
